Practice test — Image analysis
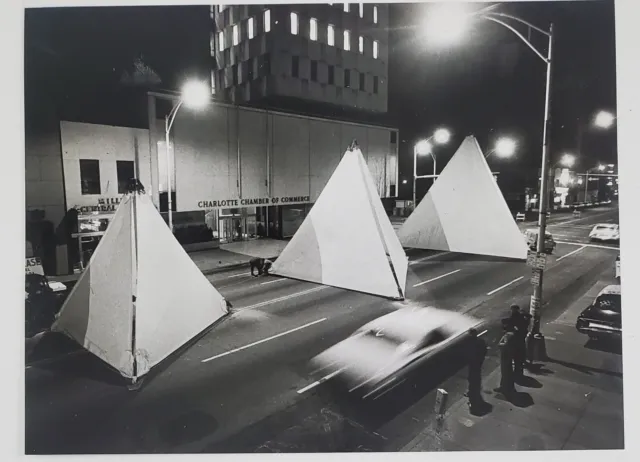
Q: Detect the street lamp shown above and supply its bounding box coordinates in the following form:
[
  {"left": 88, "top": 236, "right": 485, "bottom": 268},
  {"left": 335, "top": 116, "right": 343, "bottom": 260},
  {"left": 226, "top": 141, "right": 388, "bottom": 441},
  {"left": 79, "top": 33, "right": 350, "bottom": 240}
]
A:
[
  {"left": 165, "top": 80, "right": 209, "bottom": 231},
  {"left": 494, "top": 137, "right": 517, "bottom": 158},
  {"left": 560, "top": 153, "right": 576, "bottom": 167},
  {"left": 594, "top": 110, "right": 616, "bottom": 129},
  {"left": 423, "top": 5, "right": 554, "bottom": 357},
  {"left": 413, "top": 128, "right": 451, "bottom": 207}
]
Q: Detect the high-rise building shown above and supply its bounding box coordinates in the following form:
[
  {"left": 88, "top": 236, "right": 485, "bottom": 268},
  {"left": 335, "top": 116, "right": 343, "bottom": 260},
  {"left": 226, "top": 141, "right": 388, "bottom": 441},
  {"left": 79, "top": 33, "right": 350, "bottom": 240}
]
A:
[{"left": 210, "top": 3, "right": 388, "bottom": 112}]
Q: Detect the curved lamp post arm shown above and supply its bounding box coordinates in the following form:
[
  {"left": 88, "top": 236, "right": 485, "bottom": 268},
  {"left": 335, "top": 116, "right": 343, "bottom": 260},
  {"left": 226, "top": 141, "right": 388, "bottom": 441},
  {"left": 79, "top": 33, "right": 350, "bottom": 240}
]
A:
[
  {"left": 165, "top": 99, "right": 184, "bottom": 133},
  {"left": 481, "top": 14, "right": 548, "bottom": 63},
  {"left": 486, "top": 12, "right": 551, "bottom": 37}
]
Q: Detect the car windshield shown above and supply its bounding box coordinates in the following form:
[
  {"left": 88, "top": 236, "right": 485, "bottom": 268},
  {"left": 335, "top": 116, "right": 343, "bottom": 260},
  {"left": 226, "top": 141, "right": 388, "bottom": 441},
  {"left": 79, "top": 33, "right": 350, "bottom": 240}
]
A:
[{"left": 594, "top": 294, "right": 621, "bottom": 313}]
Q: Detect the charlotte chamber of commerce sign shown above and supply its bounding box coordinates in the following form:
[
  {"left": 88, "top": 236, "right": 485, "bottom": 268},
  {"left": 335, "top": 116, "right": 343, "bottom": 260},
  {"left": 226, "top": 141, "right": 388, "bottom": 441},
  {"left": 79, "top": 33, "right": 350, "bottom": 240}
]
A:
[{"left": 197, "top": 195, "right": 311, "bottom": 209}]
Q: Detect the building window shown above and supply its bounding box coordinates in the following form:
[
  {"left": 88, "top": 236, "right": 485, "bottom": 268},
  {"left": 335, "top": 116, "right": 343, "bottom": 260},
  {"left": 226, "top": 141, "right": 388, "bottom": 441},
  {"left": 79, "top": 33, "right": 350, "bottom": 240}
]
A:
[
  {"left": 218, "top": 31, "right": 225, "bottom": 51},
  {"left": 344, "top": 69, "right": 350, "bottom": 87},
  {"left": 209, "top": 5, "right": 214, "bottom": 19},
  {"left": 310, "top": 18, "right": 318, "bottom": 41},
  {"left": 390, "top": 131, "right": 397, "bottom": 144},
  {"left": 328, "top": 24, "right": 335, "bottom": 46},
  {"left": 292, "top": 56, "right": 299, "bottom": 78},
  {"left": 248, "top": 17, "right": 255, "bottom": 39},
  {"left": 344, "top": 3, "right": 349, "bottom": 13},
  {"left": 374, "top": 6, "right": 378, "bottom": 24},
  {"left": 359, "top": 72, "right": 365, "bottom": 91},
  {"left": 117, "top": 160, "right": 135, "bottom": 194},
  {"left": 233, "top": 24, "right": 239, "bottom": 46},
  {"left": 264, "top": 9, "right": 271, "bottom": 33},
  {"left": 232, "top": 65, "right": 238, "bottom": 85},
  {"left": 373, "top": 75, "right": 379, "bottom": 94},
  {"left": 211, "top": 69, "right": 217, "bottom": 95},
  {"left": 344, "top": 30, "right": 350, "bottom": 51},
  {"left": 218, "top": 5, "right": 226, "bottom": 13},
  {"left": 328, "top": 65, "right": 335, "bottom": 84},
  {"left": 359, "top": 3, "right": 364, "bottom": 17},
  {"left": 79, "top": 159, "right": 101, "bottom": 195},
  {"left": 291, "top": 12, "right": 299, "bottom": 35},
  {"left": 373, "top": 40, "right": 379, "bottom": 59},
  {"left": 311, "top": 61, "right": 318, "bottom": 81},
  {"left": 210, "top": 32, "right": 216, "bottom": 57},
  {"left": 359, "top": 36, "right": 364, "bottom": 53}
]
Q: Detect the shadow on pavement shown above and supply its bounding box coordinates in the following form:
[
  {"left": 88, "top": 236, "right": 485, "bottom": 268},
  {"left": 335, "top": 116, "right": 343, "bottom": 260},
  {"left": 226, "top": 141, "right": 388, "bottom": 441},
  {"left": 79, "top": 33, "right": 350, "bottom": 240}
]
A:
[
  {"left": 584, "top": 337, "right": 622, "bottom": 355},
  {"left": 493, "top": 390, "right": 534, "bottom": 408},
  {"left": 545, "top": 357, "right": 623, "bottom": 379},
  {"left": 515, "top": 375, "right": 543, "bottom": 388}
]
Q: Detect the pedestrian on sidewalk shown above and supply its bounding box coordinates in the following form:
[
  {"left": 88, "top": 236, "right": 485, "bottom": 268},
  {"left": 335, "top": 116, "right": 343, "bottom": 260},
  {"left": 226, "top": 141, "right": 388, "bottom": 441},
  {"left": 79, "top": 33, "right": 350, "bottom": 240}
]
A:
[
  {"left": 495, "top": 318, "right": 517, "bottom": 397},
  {"left": 465, "top": 328, "right": 488, "bottom": 412},
  {"left": 509, "top": 305, "right": 528, "bottom": 379}
]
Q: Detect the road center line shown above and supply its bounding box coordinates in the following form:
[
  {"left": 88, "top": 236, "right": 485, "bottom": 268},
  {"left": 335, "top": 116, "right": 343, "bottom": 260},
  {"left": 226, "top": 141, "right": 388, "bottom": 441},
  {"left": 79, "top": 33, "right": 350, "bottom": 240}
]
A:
[
  {"left": 260, "top": 278, "right": 287, "bottom": 285},
  {"left": 297, "top": 368, "right": 344, "bottom": 394},
  {"left": 408, "top": 251, "right": 447, "bottom": 266},
  {"left": 237, "top": 286, "right": 328, "bottom": 311},
  {"left": 413, "top": 269, "right": 461, "bottom": 288},
  {"left": 487, "top": 276, "right": 524, "bottom": 296},
  {"left": 557, "top": 245, "right": 587, "bottom": 261},
  {"left": 556, "top": 241, "right": 618, "bottom": 250},
  {"left": 202, "top": 318, "right": 328, "bottom": 363}
]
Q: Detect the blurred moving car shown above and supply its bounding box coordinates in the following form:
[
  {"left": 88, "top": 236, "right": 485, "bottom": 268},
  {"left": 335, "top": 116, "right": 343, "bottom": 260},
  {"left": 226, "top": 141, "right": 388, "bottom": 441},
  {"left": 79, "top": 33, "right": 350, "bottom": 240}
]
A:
[
  {"left": 523, "top": 229, "right": 556, "bottom": 254},
  {"left": 310, "top": 306, "right": 480, "bottom": 398},
  {"left": 615, "top": 255, "right": 620, "bottom": 279},
  {"left": 576, "top": 285, "right": 621, "bottom": 340},
  {"left": 589, "top": 223, "right": 620, "bottom": 242}
]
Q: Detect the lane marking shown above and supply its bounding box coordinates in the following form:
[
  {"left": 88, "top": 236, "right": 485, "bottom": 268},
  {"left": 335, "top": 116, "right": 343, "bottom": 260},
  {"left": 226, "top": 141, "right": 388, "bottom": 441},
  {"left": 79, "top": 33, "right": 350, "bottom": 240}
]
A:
[
  {"left": 556, "top": 241, "right": 619, "bottom": 250},
  {"left": 408, "top": 251, "right": 447, "bottom": 266},
  {"left": 260, "top": 278, "right": 287, "bottom": 285},
  {"left": 487, "top": 276, "right": 524, "bottom": 296},
  {"left": 236, "top": 286, "right": 328, "bottom": 311},
  {"left": 477, "top": 330, "right": 488, "bottom": 337},
  {"left": 557, "top": 245, "right": 587, "bottom": 262},
  {"left": 413, "top": 269, "right": 461, "bottom": 288},
  {"left": 202, "top": 318, "right": 328, "bottom": 363},
  {"left": 297, "top": 368, "right": 344, "bottom": 394},
  {"left": 550, "top": 210, "right": 618, "bottom": 226}
]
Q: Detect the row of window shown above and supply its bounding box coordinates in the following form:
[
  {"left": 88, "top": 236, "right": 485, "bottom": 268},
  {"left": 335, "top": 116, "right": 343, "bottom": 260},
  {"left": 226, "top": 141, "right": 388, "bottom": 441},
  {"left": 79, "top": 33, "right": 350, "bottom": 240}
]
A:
[
  {"left": 291, "top": 13, "right": 379, "bottom": 58},
  {"left": 291, "top": 57, "right": 380, "bottom": 93},
  {"left": 79, "top": 159, "right": 134, "bottom": 196},
  {"left": 212, "top": 4, "right": 379, "bottom": 24}
]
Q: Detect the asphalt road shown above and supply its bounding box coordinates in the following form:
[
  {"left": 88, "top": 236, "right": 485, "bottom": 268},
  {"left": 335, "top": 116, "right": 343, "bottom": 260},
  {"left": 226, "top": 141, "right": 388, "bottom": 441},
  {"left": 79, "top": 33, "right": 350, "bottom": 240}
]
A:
[{"left": 24, "top": 206, "right": 620, "bottom": 454}]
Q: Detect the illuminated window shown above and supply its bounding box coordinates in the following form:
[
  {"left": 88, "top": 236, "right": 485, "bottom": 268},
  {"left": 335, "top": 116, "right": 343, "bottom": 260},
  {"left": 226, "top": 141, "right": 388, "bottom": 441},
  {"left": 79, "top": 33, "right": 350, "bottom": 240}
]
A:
[
  {"left": 373, "top": 40, "right": 379, "bottom": 59},
  {"left": 374, "top": 6, "right": 378, "bottom": 23},
  {"left": 291, "top": 12, "right": 299, "bottom": 35},
  {"left": 310, "top": 18, "right": 318, "bottom": 41},
  {"left": 210, "top": 32, "right": 215, "bottom": 56},
  {"left": 359, "top": 3, "right": 363, "bottom": 17},
  {"left": 328, "top": 24, "right": 335, "bottom": 46},
  {"left": 218, "top": 31, "right": 225, "bottom": 51},
  {"left": 344, "top": 3, "right": 349, "bottom": 13},
  {"left": 264, "top": 9, "right": 271, "bottom": 32},
  {"left": 209, "top": 5, "right": 214, "bottom": 19},
  {"left": 344, "top": 30, "right": 350, "bottom": 51},
  {"left": 359, "top": 36, "right": 363, "bottom": 53},
  {"left": 248, "top": 17, "right": 254, "bottom": 39},
  {"left": 233, "top": 24, "right": 239, "bottom": 46}
]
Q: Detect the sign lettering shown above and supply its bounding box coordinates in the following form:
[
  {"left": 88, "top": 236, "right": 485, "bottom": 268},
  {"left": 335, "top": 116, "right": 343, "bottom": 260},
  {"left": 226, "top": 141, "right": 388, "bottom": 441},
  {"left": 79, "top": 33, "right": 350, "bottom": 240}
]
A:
[
  {"left": 77, "top": 197, "right": 121, "bottom": 214},
  {"left": 25, "top": 257, "right": 44, "bottom": 275},
  {"left": 198, "top": 195, "right": 311, "bottom": 209}
]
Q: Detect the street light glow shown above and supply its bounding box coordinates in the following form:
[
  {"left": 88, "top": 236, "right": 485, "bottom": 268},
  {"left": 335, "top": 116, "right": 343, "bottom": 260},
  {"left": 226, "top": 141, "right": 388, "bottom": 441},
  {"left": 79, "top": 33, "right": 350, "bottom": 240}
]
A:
[
  {"left": 598, "top": 164, "right": 606, "bottom": 171},
  {"left": 577, "top": 178, "right": 583, "bottom": 185},
  {"left": 181, "top": 80, "right": 210, "bottom": 109},
  {"left": 594, "top": 110, "right": 615, "bottom": 129},
  {"left": 424, "top": 4, "right": 472, "bottom": 45},
  {"left": 415, "top": 139, "right": 433, "bottom": 155},
  {"left": 560, "top": 153, "right": 575, "bottom": 167},
  {"left": 433, "top": 128, "right": 451, "bottom": 144},
  {"left": 494, "top": 137, "right": 516, "bottom": 158}
]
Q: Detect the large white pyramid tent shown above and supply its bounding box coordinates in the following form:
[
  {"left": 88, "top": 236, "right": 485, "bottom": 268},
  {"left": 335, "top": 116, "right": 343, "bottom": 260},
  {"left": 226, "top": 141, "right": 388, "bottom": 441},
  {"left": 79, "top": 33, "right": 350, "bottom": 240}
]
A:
[
  {"left": 398, "top": 136, "right": 527, "bottom": 260},
  {"left": 52, "top": 187, "right": 229, "bottom": 381},
  {"left": 271, "top": 141, "right": 408, "bottom": 299}
]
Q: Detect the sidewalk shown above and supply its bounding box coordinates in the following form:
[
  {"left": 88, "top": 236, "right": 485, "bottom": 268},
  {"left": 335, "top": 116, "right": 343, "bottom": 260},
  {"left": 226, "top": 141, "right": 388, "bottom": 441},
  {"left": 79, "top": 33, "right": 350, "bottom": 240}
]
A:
[{"left": 403, "top": 278, "right": 624, "bottom": 451}]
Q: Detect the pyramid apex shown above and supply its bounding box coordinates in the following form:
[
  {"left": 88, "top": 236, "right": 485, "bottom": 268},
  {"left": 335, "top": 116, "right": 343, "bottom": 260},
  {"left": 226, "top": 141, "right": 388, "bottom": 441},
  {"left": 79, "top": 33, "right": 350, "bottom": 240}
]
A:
[
  {"left": 347, "top": 139, "right": 360, "bottom": 152},
  {"left": 126, "top": 178, "right": 146, "bottom": 195}
]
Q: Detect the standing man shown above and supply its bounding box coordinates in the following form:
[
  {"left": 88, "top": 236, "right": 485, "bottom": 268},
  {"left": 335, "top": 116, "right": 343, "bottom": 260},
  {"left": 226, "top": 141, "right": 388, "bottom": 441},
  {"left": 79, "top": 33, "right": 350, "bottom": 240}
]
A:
[
  {"left": 465, "top": 327, "right": 488, "bottom": 413},
  {"left": 495, "top": 318, "right": 517, "bottom": 397},
  {"left": 509, "top": 305, "right": 526, "bottom": 379}
]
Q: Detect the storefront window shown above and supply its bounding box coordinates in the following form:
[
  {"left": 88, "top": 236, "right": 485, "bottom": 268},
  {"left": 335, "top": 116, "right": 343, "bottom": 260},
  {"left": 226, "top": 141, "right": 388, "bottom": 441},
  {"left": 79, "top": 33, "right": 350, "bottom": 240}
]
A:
[{"left": 282, "top": 206, "right": 306, "bottom": 238}]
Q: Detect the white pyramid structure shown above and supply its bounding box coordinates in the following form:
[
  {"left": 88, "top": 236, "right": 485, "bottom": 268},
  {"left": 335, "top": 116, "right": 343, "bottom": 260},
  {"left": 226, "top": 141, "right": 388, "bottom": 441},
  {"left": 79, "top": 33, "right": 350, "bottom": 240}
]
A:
[
  {"left": 52, "top": 190, "right": 229, "bottom": 381},
  {"left": 271, "top": 141, "right": 408, "bottom": 299},
  {"left": 398, "top": 136, "right": 528, "bottom": 260}
]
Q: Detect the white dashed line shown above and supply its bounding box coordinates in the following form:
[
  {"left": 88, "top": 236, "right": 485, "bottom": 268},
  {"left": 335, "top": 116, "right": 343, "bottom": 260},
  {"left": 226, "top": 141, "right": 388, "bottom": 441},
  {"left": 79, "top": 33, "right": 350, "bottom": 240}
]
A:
[
  {"left": 202, "top": 318, "right": 328, "bottom": 363},
  {"left": 413, "top": 269, "right": 461, "bottom": 288},
  {"left": 260, "top": 278, "right": 287, "bottom": 285},
  {"left": 297, "top": 368, "right": 344, "bottom": 394},
  {"left": 237, "top": 286, "right": 328, "bottom": 311},
  {"left": 556, "top": 241, "right": 618, "bottom": 250},
  {"left": 487, "top": 276, "right": 524, "bottom": 296},
  {"left": 557, "top": 245, "right": 587, "bottom": 261}
]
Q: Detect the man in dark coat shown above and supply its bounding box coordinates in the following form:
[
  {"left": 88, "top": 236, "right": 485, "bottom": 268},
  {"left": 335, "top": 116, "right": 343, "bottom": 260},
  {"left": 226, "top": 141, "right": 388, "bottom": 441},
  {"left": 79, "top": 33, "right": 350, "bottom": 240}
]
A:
[
  {"left": 495, "top": 318, "right": 517, "bottom": 396},
  {"left": 249, "top": 257, "right": 274, "bottom": 277},
  {"left": 509, "top": 304, "right": 530, "bottom": 379},
  {"left": 465, "top": 328, "right": 488, "bottom": 412}
]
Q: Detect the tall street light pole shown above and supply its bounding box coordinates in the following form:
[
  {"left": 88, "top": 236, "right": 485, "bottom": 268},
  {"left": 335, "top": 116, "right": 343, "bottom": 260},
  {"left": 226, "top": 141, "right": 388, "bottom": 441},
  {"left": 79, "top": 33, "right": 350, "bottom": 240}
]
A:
[{"left": 413, "top": 128, "right": 450, "bottom": 208}]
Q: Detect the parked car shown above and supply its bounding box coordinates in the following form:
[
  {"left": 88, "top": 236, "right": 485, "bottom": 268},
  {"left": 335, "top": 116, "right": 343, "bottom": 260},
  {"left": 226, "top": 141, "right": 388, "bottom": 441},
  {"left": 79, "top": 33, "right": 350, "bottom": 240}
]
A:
[
  {"left": 576, "top": 285, "right": 621, "bottom": 340},
  {"left": 615, "top": 255, "right": 620, "bottom": 279},
  {"left": 310, "top": 306, "right": 480, "bottom": 398},
  {"left": 523, "top": 229, "right": 556, "bottom": 254},
  {"left": 515, "top": 212, "right": 526, "bottom": 222},
  {"left": 589, "top": 223, "right": 620, "bottom": 242}
]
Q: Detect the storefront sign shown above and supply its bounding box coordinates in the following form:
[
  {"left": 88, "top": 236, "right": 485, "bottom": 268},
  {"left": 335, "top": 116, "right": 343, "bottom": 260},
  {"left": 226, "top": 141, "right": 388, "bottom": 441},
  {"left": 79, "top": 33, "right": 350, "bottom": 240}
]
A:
[
  {"left": 25, "top": 257, "right": 44, "bottom": 275},
  {"left": 76, "top": 197, "right": 122, "bottom": 214},
  {"left": 197, "top": 195, "right": 311, "bottom": 209}
]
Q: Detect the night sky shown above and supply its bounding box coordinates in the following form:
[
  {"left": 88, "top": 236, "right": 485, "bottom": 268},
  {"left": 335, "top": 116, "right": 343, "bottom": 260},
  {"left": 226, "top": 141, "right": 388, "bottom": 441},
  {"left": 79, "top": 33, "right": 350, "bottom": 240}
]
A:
[{"left": 24, "top": 1, "right": 617, "bottom": 199}]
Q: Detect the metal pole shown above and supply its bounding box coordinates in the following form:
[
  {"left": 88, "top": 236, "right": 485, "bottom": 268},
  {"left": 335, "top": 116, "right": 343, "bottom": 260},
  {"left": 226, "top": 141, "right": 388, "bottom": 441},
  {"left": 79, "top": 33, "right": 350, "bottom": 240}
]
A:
[
  {"left": 432, "top": 151, "right": 437, "bottom": 178},
  {"left": 584, "top": 171, "right": 589, "bottom": 202},
  {"left": 165, "top": 116, "right": 173, "bottom": 232},
  {"left": 412, "top": 146, "right": 418, "bottom": 208},
  {"left": 528, "top": 23, "right": 554, "bottom": 354}
]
